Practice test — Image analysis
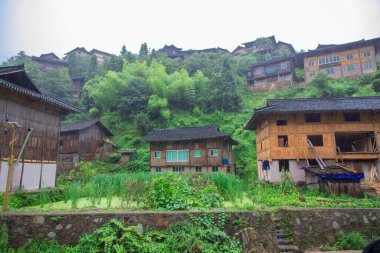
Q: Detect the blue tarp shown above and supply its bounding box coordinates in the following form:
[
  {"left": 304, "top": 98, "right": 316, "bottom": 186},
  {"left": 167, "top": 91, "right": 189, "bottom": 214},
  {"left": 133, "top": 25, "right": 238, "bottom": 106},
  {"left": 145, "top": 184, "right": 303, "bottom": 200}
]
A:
[
  {"left": 222, "top": 158, "right": 229, "bottom": 165},
  {"left": 317, "top": 173, "right": 364, "bottom": 180}
]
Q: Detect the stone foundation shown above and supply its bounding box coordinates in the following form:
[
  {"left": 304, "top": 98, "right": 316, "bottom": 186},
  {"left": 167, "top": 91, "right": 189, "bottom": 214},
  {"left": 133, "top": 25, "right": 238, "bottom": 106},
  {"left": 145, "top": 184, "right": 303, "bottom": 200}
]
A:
[
  {"left": 278, "top": 207, "right": 380, "bottom": 251},
  {"left": 2, "top": 211, "right": 278, "bottom": 252}
]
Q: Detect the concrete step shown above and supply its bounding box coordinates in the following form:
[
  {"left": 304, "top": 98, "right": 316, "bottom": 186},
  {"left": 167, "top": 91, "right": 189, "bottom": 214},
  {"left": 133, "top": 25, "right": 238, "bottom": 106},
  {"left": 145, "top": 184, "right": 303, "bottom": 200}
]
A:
[
  {"left": 279, "top": 244, "right": 299, "bottom": 252},
  {"left": 276, "top": 233, "right": 288, "bottom": 239},
  {"left": 277, "top": 238, "right": 294, "bottom": 245}
]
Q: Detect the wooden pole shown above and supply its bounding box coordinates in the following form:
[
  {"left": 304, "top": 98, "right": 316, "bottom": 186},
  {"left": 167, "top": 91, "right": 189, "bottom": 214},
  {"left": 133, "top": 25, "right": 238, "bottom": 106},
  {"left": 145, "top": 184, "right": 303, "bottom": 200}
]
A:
[{"left": 2, "top": 126, "right": 16, "bottom": 211}]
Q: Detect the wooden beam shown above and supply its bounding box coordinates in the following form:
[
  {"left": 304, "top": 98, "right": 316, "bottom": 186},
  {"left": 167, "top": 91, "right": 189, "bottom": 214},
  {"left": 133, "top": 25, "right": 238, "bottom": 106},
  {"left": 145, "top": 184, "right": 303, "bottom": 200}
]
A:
[{"left": 334, "top": 162, "right": 358, "bottom": 174}]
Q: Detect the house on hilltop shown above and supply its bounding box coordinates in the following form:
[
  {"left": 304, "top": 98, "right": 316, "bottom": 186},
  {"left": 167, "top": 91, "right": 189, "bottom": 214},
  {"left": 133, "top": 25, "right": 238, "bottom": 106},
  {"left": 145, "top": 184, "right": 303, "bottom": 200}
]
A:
[
  {"left": 245, "top": 96, "right": 380, "bottom": 183},
  {"left": 245, "top": 55, "right": 296, "bottom": 92},
  {"left": 31, "top": 53, "right": 68, "bottom": 71},
  {"left": 160, "top": 45, "right": 229, "bottom": 59},
  {"left": 144, "top": 126, "right": 238, "bottom": 173},
  {"left": 65, "top": 47, "right": 113, "bottom": 63},
  {"left": 0, "top": 65, "right": 80, "bottom": 191},
  {"left": 232, "top": 36, "right": 295, "bottom": 57},
  {"left": 299, "top": 37, "right": 380, "bottom": 82},
  {"left": 58, "top": 119, "right": 115, "bottom": 172}
]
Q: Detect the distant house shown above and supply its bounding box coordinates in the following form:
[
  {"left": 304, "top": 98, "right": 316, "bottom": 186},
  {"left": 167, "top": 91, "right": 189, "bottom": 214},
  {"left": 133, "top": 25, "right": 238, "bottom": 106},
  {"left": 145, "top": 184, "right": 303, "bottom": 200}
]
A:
[
  {"left": 245, "top": 96, "right": 380, "bottom": 183},
  {"left": 65, "top": 47, "right": 113, "bottom": 64},
  {"left": 144, "top": 126, "right": 238, "bottom": 173},
  {"left": 161, "top": 45, "right": 229, "bottom": 59},
  {"left": 162, "top": 45, "right": 184, "bottom": 59},
  {"left": 31, "top": 53, "right": 68, "bottom": 71},
  {"left": 65, "top": 47, "right": 90, "bottom": 56},
  {"left": 245, "top": 56, "right": 296, "bottom": 92},
  {"left": 58, "top": 119, "right": 115, "bottom": 172},
  {"left": 299, "top": 37, "right": 380, "bottom": 82},
  {"left": 71, "top": 76, "right": 86, "bottom": 99},
  {"left": 0, "top": 65, "right": 79, "bottom": 191},
  {"left": 232, "top": 36, "right": 295, "bottom": 57},
  {"left": 89, "top": 49, "right": 113, "bottom": 63}
]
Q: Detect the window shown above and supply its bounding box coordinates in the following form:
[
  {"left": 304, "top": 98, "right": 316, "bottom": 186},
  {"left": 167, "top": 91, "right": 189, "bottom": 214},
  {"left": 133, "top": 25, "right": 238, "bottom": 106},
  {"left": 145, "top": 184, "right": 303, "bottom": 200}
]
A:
[
  {"left": 278, "top": 135, "right": 289, "bottom": 147},
  {"left": 364, "top": 62, "right": 373, "bottom": 70},
  {"left": 194, "top": 150, "right": 201, "bottom": 158},
  {"left": 280, "top": 63, "right": 287, "bottom": 70},
  {"left": 307, "top": 135, "right": 324, "bottom": 146},
  {"left": 173, "top": 166, "right": 185, "bottom": 172},
  {"left": 347, "top": 65, "right": 355, "bottom": 72},
  {"left": 363, "top": 50, "right": 371, "bottom": 57},
  {"left": 318, "top": 55, "right": 340, "bottom": 65},
  {"left": 265, "top": 65, "right": 277, "bottom": 74},
  {"left": 305, "top": 113, "right": 321, "bottom": 123},
  {"left": 247, "top": 71, "right": 252, "bottom": 77},
  {"left": 195, "top": 166, "right": 202, "bottom": 172},
  {"left": 166, "top": 150, "right": 189, "bottom": 162},
  {"left": 309, "top": 71, "right": 316, "bottom": 77},
  {"left": 308, "top": 60, "right": 314, "bottom": 67},
  {"left": 276, "top": 120, "right": 287, "bottom": 126},
  {"left": 212, "top": 166, "right": 219, "bottom": 172},
  {"left": 344, "top": 112, "right": 360, "bottom": 122},
  {"left": 279, "top": 160, "right": 289, "bottom": 172},
  {"left": 326, "top": 67, "right": 335, "bottom": 75},
  {"left": 227, "top": 166, "right": 231, "bottom": 174},
  {"left": 211, "top": 149, "right": 218, "bottom": 157},
  {"left": 154, "top": 151, "right": 161, "bottom": 158},
  {"left": 155, "top": 167, "right": 162, "bottom": 172},
  {"left": 255, "top": 69, "right": 263, "bottom": 75},
  {"left": 346, "top": 54, "right": 353, "bottom": 60}
]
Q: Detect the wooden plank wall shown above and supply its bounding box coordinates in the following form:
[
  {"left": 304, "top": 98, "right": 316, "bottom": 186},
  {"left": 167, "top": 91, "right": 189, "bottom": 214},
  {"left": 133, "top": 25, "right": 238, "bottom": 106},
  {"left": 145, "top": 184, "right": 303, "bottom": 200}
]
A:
[
  {"left": 149, "top": 138, "right": 235, "bottom": 169},
  {"left": 256, "top": 111, "right": 380, "bottom": 161}
]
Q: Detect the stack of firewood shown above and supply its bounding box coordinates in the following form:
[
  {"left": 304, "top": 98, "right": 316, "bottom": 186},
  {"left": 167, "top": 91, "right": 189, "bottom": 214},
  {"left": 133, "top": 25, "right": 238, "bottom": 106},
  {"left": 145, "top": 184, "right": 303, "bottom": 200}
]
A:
[{"left": 362, "top": 165, "right": 380, "bottom": 196}]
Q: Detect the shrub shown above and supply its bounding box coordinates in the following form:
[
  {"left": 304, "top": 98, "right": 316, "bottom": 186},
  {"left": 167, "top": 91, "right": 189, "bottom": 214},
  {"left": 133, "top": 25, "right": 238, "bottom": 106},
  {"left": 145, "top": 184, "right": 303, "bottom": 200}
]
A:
[
  {"left": 144, "top": 173, "right": 223, "bottom": 210},
  {"left": 328, "top": 231, "right": 369, "bottom": 250}
]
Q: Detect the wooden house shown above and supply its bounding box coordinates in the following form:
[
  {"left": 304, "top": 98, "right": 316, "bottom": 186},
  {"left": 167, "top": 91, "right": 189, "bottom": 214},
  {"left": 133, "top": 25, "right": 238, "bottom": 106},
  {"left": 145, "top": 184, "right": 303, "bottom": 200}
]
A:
[
  {"left": 31, "top": 53, "right": 68, "bottom": 71},
  {"left": 245, "top": 97, "right": 380, "bottom": 183},
  {"left": 0, "top": 65, "right": 80, "bottom": 191},
  {"left": 245, "top": 56, "right": 296, "bottom": 92},
  {"left": 65, "top": 47, "right": 90, "bottom": 56},
  {"left": 161, "top": 45, "right": 229, "bottom": 59},
  {"left": 58, "top": 119, "right": 114, "bottom": 172},
  {"left": 299, "top": 37, "right": 380, "bottom": 82},
  {"left": 144, "top": 126, "right": 238, "bottom": 173},
  {"left": 232, "top": 36, "right": 295, "bottom": 57},
  {"left": 89, "top": 49, "right": 113, "bottom": 63},
  {"left": 162, "top": 45, "right": 184, "bottom": 59}
]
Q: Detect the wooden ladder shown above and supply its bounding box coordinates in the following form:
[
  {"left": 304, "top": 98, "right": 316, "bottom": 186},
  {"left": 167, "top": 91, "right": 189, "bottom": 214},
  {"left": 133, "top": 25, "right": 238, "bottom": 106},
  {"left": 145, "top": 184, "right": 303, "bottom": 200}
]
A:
[{"left": 307, "top": 139, "right": 326, "bottom": 170}]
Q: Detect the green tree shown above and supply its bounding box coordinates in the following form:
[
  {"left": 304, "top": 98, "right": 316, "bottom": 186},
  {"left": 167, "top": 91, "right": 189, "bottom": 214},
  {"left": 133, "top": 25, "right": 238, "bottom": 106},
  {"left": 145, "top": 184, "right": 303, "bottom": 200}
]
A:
[
  {"left": 86, "top": 55, "right": 98, "bottom": 79},
  {"left": 66, "top": 53, "right": 91, "bottom": 78}
]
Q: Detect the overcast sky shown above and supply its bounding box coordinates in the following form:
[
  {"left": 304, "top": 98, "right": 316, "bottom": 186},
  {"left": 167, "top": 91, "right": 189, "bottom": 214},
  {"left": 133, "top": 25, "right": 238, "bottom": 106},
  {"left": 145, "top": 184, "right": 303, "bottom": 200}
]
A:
[{"left": 1, "top": 0, "right": 380, "bottom": 62}]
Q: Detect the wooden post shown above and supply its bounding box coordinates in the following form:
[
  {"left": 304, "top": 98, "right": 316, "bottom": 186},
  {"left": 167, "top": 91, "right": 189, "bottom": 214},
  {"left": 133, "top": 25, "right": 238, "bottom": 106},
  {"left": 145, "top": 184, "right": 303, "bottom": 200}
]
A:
[{"left": 2, "top": 124, "right": 19, "bottom": 211}]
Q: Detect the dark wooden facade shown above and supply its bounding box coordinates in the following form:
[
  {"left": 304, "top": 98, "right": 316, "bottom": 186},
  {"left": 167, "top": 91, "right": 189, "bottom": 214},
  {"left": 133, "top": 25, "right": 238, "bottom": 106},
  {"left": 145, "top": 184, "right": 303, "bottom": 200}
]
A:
[
  {"left": 58, "top": 119, "right": 114, "bottom": 172},
  {"left": 32, "top": 53, "right": 68, "bottom": 72},
  {"left": 144, "top": 126, "right": 238, "bottom": 174},
  {"left": 246, "top": 56, "right": 296, "bottom": 92},
  {"left": 0, "top": 65, "right": 79, "bottom": 191}
]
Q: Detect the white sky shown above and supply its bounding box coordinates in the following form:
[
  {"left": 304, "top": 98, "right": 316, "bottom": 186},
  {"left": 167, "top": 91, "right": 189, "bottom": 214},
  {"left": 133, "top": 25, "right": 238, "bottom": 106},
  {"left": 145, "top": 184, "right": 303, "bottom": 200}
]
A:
[{"left": 1, "top": 0, "right": 380, "bottom": 62}]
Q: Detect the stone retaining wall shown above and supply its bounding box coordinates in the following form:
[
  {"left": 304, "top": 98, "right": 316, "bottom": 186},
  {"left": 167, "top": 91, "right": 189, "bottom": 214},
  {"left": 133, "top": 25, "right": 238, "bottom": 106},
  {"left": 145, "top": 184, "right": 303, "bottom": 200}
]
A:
[
  {"left": 1, "top": 211, "right": 278, "bottom": 252},
  {"left": 278, "top": 208, "right": 380, "bottom": 251}
]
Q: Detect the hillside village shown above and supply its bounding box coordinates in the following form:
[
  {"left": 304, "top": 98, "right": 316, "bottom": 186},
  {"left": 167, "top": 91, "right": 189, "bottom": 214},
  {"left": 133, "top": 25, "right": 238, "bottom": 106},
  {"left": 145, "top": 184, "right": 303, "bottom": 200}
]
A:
[{"left": 1, "top": 34, "right": 380, "bottom": 252}]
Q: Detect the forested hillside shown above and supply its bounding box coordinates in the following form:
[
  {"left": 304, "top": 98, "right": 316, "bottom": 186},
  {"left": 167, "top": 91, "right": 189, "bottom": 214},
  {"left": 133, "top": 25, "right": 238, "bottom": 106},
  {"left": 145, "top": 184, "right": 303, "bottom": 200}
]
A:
[{"left": 2, "top": 43, "right": 380, "bottom": 178}]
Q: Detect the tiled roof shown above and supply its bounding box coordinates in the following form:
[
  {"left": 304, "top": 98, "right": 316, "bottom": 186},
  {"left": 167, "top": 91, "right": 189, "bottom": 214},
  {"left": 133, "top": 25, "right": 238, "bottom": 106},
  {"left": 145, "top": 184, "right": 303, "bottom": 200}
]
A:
[
  {"left": 60, "top": 118, "right": 113, "bottom": 136},
  {"left": 299, "top": 37, "right": 380, "bottom": 57},
  {"left": 89, "top": 49, "right": 113, "bottom": 57},
  {"left": 245, "top": 96, "right": 380, "bottom": 130},
  {"left": 0, "top": 65, "right": 80, "bottom": 113},
  {"left": 32, "top": 56, "right": 68, "bottom": 66},
  {"left": 65, "top": 47, "right": 90, "bottom": 55},
  {"left": 144, "top": 126, "right": 238, "bottom": 144}
]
